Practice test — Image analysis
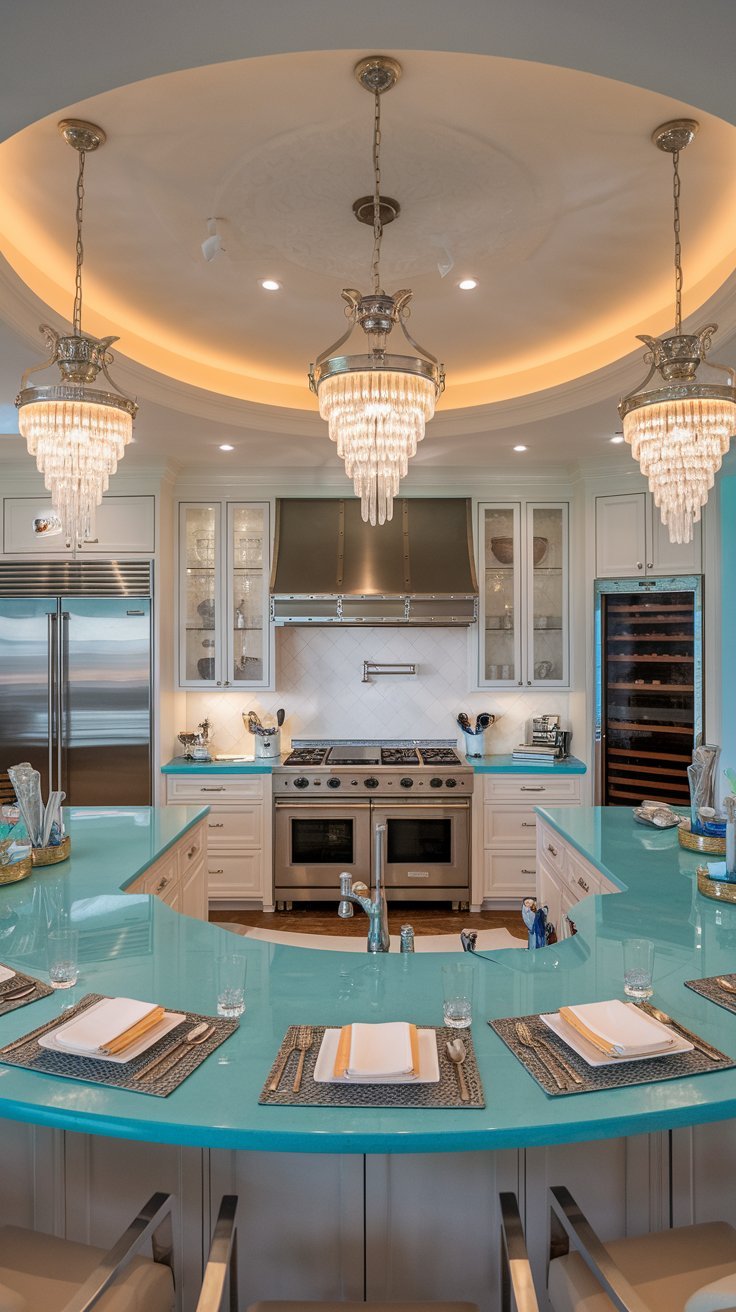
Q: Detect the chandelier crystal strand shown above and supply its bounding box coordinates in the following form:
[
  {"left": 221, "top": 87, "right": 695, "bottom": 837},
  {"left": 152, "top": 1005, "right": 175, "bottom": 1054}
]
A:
[
  {"left": 619, "top": 119, "right": 736, "bottom": 545},
  {"left": 16, "top": 120, "right": 137, "bottom": 548}
]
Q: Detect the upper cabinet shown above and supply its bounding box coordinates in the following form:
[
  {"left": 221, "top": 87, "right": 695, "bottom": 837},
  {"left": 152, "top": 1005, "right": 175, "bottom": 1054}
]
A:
[
  {"left": 3, "top": 495, "right": 155, "bottom": 555},
  {"left": 595, "top": 492, "right": 702, "bottom": 578},
  {"left": 178, "top": 500, "right": 271, "bottom": 689},
  {"left": 478, "top": 501, "right": 570, "bottom": 689}
]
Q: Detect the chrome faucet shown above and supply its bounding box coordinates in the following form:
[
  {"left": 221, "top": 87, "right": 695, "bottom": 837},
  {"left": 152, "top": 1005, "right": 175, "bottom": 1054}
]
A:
[{"left": 338, "top": 824, "right": 390, "bottom": 952}]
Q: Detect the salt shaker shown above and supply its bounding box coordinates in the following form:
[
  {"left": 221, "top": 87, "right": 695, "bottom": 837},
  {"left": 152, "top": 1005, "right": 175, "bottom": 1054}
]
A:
[{"left": 399, "top": 924, "right": 415, "bottom": 953}]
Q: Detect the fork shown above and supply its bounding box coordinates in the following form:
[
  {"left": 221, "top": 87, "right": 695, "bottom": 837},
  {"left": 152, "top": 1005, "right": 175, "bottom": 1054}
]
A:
[
  {"left": 292, "top": 1026, "right": 314, "bottom": 1093},
  {"left": 515, "top": 1021, "right": 568, "bottom": 1090},
  {"left": 268, "top": 1029, "right": 300, "bottom": 1093}
]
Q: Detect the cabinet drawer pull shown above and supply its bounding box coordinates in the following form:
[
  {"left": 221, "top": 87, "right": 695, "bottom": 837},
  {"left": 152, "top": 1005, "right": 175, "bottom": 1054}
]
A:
[
  {"left": 200, "top": 787, "right": 226, "bottom": 792},
  {"left": 187, "top": 844, "right": 198, "bottom": 858},
  {"left": 520, "top": 786, "right": 546, "bottom": 792},
  {"left": 155, "top": 877, "right": 170, "bottom": 893},
  {"left": 521, "top": 868, "right": 535, "bottom": 876},
  {"left": 521, "top": 822, "right": 535, "bottom": 828},
  {"left": 577, "top": 876, "right": 589, "bottom": 893},
  {"left": 547, "top": 844, "right": 558, "bottom": 857},
  {"left": 208, "top": 822, "right": 224, "bottom": 828},
  {"left": 210, "top": 868, "right": 224, "bottom": 875}
]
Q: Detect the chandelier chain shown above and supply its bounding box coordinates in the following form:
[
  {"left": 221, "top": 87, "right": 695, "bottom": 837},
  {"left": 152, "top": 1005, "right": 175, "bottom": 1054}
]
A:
[
  {"left": 371, "top": 90, "right": 383, "bottom": 295},
  {"left": 73, "top": 147, "right": 86, "bottom": 336},
  {"left": 672, "top": 148, "right": 683, "bottom": 335}
]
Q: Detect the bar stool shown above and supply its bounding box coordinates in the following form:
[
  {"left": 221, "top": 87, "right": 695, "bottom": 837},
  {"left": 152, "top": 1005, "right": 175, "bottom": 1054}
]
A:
[
  {"left": 195, "top": 1193, "right": 539, "bottom": 1312},
  {"left": 548, "top": 1185, "right": 736, "bottom": 1312},
  {"left": 0, "top": 1191, "right": 175, "bottom": 1312}
]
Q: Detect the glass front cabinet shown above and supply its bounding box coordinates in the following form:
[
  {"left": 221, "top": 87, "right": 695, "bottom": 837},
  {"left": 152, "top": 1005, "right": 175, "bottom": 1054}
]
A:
[
  {"left": 178, "top": 501, "right": 271, "bottom": 689},
  {"left": 478, "top": 501, "right": 569, "bottom": 688}
]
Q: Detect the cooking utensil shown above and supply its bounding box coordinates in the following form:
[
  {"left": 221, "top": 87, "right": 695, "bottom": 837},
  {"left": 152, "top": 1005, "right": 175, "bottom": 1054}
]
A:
[
  {"left": 293, "top": 1025, "right": 314, "bottom": 1093},
  {"left": 268, "top": 1031, "right": 300, "bottom": 1092},
  {"left": 246, "top": 711, "right": 266, "bottom": 737},
  {"left": 457, "top": 713, "right": 472, "bottom": 733},
  {"left": 134, "top": 1021, "right": 214, "bottom": 1082},
  {"left": 445, "top": 1037, "right": 470, "bottom": 1101},
  {"left": 715, "top": 976, "right": 736, "bottom": 995},
  {"left": 514, "top": 1021, "right": 567, "bottom": 1089},
  {"left": 276, "top": 708, "right": 285, "bottom": 728},
  {"left": 475, "top": 713, "right": 494, "bottom": 733},
  {"left": 639, "top": 1003, "right": 722, "bottom": 1062}
]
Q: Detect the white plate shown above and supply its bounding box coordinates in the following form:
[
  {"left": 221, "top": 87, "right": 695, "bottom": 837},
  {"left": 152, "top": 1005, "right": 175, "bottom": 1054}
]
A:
[
  {"left": 38, "top": 1001, "right": 186, "bottom": 1064},
  {"left": 0, "top": 966, "right": 16, "bottom": 985},
  {"left": 313, "top": 1028, "right": 440, "bottom": 1084},
  {"left": 541, "top": 1006, "right": 692, "bottom": 1067}
]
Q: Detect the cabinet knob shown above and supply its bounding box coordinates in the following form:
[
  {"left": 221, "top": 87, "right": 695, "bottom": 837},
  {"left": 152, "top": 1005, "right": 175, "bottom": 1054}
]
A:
[
  {"left": 527, "top": 680, "right": 531, "bottom": 686},
  {"left": 636, "top": 561, "right": 643, "bottom": 570},
  {"left": 518, "top": 680, "right": 523, "bottom": 686},
  {"left": 224, "top": 680, "right": 231, "bottom": 687},
  {"left": 647, "top": 562, "right": 653, "bottom": 569},
  {"left": 155, "top": 876, "right": 170, "bottom": 893},
  {"left": 187, "top": 844, "right": 197, "bottom": 858},
  {"left": 216, "top": 680, "right": 222, "bottom": 687},
  {"left": 547, "top": 843, "right": 558, "bottom": 857}
]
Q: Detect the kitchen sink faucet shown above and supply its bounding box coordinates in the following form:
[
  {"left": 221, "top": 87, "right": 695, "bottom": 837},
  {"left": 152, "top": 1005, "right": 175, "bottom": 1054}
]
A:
[{"left": 337, "top": 824, "right": 390, "bottom": 952}]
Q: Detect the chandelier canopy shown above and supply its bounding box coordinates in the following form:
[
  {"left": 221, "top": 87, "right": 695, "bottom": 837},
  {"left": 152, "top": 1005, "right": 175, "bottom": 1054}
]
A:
[
  {"left": 619, "top": 119, "right": 736, "bottom": 545},
  {"left": 309, "top": 57, "right": 445, "bottom": 526},
  {"left": 15, "top": 119, "right": 137, "bottom": 548}
]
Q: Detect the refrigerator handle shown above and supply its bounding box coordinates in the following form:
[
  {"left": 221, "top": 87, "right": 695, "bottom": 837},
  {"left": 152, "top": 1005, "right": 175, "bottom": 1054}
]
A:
[
  {"left": 48, "top": 613, "right": 57, "bottom": 790},
  {"left": 59, "top": 611, "right": 69, "bottom": 794}
]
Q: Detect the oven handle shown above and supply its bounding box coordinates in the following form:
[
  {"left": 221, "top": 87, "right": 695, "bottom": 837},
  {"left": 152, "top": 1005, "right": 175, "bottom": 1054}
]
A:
[
  {"left": 273, "top": 801, "right": 371, "bottom": 810},
  {"left": 372, "top": 802, "right": 470, "bottom": 812}
]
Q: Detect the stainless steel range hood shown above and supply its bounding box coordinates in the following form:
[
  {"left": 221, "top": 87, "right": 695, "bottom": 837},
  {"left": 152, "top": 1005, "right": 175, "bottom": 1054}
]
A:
[{"left": 270, "top": 498, "right": 478, "bottom": 626}]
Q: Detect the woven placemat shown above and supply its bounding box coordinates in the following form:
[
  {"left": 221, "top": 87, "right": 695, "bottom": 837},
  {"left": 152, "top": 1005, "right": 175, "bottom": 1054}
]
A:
[
  {"left": 685, "top": 974, "right": 736, "bottom": 1015},
  {"left": 0, "top": 993, "right": 238, "bottom": 1097},
  {"left": 0, "top": 968, "right": 54, "bottom": 1017},
  {"left": 260, "top": 1025, "right": 485, "bottom": 1108},
  {"left": 490, "top": 1013, "right": 735, "bottom": 1098}
]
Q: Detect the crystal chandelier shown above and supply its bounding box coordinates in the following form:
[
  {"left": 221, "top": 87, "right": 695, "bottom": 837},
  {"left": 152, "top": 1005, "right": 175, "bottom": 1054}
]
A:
[
  {"left": 619, "top": 119, "right": 736, "bottom": 545},
  {"left": 309, "top": 56, "right": 445, "bottom": 525},
  {"left": 16, "top": 120, "right": 137, "bottom": 547}
]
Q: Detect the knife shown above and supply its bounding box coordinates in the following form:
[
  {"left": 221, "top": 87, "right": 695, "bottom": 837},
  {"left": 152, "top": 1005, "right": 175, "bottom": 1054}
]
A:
[
  {"left": 0, "top": 996, "right": 95, "bottom": 1055},
  {"left": 639, "top": 1002, "right": 724, "bottom": 1062}
]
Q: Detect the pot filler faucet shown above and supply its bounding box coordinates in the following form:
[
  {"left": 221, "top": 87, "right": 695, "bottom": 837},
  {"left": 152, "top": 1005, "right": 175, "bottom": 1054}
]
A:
[{"left": 338, "top": 824, "right": 390, "bottom": 953}]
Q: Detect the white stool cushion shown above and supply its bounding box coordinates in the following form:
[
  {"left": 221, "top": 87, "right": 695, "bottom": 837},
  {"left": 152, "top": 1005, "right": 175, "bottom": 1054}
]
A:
[
  {"left": 0, "top": 1225, "right": 174, "bottom": 1312},
  {"left": 684, "top": 1273, "right": 736, "bottom": 1312},
  {"left": 548, "top": 1221, "right": 736, "bottom": 1312}
]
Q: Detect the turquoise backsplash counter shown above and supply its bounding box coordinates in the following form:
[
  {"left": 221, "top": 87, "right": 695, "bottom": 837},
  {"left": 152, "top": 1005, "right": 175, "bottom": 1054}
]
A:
[
  {"left": 162, "top": 757, "right": 273, "bottom": 774},
  {"left": 467, "top": 753, "right": 586, "bottom": 774}
]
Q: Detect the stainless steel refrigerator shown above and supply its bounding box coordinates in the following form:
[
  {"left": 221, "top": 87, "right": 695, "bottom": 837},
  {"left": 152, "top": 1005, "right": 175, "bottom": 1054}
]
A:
[
  {"left": 0, "top": 561, "right": 152, "bottom": 805},
  {"left": 594, "top": 574, "right": 703, "bottom": 807}
]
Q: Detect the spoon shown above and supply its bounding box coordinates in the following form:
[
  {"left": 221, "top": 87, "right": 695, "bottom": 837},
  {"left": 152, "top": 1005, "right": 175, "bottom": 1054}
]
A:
[
  {"left": 445, "top": 1038, "right": 470, "bottom": 1102},
  {"left": 0, "top": 982, "right": 37, "bottom": 1003},
  {"left": 716, "top": 977, "right": 736, "bottom": 994},
  {"left": 134, "top": 1022, "right": 214, "bottom": 1081}
]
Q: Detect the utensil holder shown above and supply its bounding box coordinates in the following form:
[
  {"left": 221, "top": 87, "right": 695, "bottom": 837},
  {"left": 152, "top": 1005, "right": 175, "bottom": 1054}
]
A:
[
  {"left": 255, "top": 732, "right": 281, "bottom": 760},
  {"left": 462, "top": 730, "right": 484, "bottom": 758},
  {"left": 31, "top": 834, "right": 71, "bottom": 867}
]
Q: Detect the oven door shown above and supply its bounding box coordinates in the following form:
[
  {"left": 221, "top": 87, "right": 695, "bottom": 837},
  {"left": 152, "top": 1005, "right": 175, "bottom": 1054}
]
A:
[
  {"left": 274, "top": 801, "right": 371, "bottom": 898},
  {"left": 372, "top": 800, "right": 470, "bottom": 898}
]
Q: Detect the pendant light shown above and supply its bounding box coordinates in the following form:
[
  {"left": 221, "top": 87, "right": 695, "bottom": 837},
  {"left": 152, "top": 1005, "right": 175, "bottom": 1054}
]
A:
[
  {"left": 619, "top": 119, "right": 736, "bottom": 545},
  {"left": 16, "top": 120, "right": 137, "bottom": 547},
  {"left": 309, "top": 56, "right": 445, "bottom": 526}
]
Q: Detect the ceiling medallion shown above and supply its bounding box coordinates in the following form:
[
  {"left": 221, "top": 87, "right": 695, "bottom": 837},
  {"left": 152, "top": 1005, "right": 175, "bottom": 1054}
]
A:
[
  {"left": 15, "top": 119, "right": 137, "bottom": 547},
  {"left": 619, "top": 119, "right": 736, "bottom": 545},
  {"left": 308, "top": 56, "right": 445, "bottom": 526}
]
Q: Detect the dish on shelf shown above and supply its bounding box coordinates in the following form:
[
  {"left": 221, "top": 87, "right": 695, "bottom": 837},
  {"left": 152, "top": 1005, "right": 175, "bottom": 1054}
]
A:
[
  {"left": 489, "top": 536, "right": 549, "bottom": 567},
  {"left": 196, "top": 598, "right": 215, "bottom": 626},
  {"left": 197, "top": 657, "right": 215, "bottom": 680}
]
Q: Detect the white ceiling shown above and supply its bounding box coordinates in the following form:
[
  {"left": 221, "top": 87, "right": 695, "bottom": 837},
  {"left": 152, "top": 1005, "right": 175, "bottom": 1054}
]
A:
[{"left": 1, "top": 4, "right": 736, "bottom": 479}]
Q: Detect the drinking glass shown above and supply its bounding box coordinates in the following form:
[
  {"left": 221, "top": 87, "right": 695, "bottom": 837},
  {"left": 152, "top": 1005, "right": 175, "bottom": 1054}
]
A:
[
  {"left": 623, "top": 938, "right": 655, "bottom": 999},
  {"left": 47, "top": 927, "right": 79, "bottom": 989},
  {"left": 217, "top": 951, "right": 247, "bottom": 1018},
  {"left": 442, "top": 961, "right": 474, "bottom": 1028}
]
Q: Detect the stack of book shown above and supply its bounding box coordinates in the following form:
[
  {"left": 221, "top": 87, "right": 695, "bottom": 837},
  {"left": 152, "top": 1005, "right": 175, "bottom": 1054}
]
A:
[{"left": 511, "top": 744, "right": 559, "bottom": 764}]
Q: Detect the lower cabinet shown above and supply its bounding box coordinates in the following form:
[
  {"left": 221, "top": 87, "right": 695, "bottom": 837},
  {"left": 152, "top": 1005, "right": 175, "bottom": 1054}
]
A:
[
  {"left": 125, "top": 819, "right": 207, "bottom": 919},
  {"left": 165, "top": 773, "right": 272, "bottom": 908},
  {"left": 476, "top": 772, "right": 583, "bottom": 906},
  {"left": 536, "top": 819, "right": 619, "bottom": 938}
]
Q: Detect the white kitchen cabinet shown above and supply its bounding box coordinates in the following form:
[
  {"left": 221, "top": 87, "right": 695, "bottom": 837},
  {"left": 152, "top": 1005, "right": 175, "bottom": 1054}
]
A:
[
  {"left": 165, "top": 773, "right": 271, "bottom": 907},
  {"left": 178, "top": 500, "right": 271, "bottom": 689},
  {"left": 595, "top": 492, "right": 701, "bottom": 578},
  {"left": 2, "top": 495, "right": 155, "bottom": 555},
  {"left": 479, "top": 772, "right": 582, "bottom": 904},
  {"left": 536, "top": 819, "right": 619, "bottom": 939},
  {"left": 478, "top": 501, "right": 569, "bottom": 688},
  {"left": 125, "top": 820, "right": 207, "bottom": 918}
]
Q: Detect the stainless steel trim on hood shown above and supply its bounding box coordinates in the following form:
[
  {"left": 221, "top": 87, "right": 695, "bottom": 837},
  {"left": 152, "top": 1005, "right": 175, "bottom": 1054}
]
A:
[{"left": 270, "top": 498, "right": 478, "bottom": 626}]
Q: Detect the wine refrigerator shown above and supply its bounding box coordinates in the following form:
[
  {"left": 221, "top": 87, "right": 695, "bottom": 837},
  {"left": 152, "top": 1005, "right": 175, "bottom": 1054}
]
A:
[{"left": 594, "top": 575, "right": 703, "bottom": 807}]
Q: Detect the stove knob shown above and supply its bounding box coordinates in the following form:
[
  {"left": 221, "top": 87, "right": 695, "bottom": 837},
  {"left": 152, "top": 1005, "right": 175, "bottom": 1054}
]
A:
[
  {"left": 429, "top": 777, "right": 443, "bottom": 789},
  {"left": 293, "top": 776, "right": 309, "bottom": 790},
  {"left": 326, "top": 777, "right": 341, "bottom": 789},
  {"left": 364, "top": 777, "right": 379, "bottom": 790},
  {"left": 446, "top": 778, "right": 458, "bottom": 789},
  {"left": 399, "top": 777, "right": 414, "bottom": 789}
]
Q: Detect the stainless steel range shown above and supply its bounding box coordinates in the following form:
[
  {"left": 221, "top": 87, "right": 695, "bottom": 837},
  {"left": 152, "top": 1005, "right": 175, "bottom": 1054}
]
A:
[{"left": 273, "top": 740, "right": 473, "bottom": 907}]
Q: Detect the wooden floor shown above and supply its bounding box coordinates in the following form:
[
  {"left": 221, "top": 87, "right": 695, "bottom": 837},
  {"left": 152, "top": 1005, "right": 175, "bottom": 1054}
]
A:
[{"left": 212, "top": 905, "right": 523, "bottom": 936}]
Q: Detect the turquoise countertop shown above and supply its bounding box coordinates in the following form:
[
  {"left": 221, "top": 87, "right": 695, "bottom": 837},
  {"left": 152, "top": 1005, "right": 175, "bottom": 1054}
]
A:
[
  {"left": 468, "top": 753, "right": 587, "bottom": 774},
  {"left": 162, "top": 757, "right": 273, "bottom": 774},
  {"left": 0, "top": 805, "right": 735, "bottom": 1154}
]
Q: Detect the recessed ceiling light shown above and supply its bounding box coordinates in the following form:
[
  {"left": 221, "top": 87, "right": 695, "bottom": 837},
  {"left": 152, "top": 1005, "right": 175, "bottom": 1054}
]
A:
[
  {"left": 458, "top": 278, "right": 478, "bottom": 291},
  {"left": 610, "top": 435, "right": 625, "bottom": 444},
  {"left": 219, "top": 443, "right": 234, "bottom": 452},
  {"left": 513, "top": 444, "right": 527, "bottom": 452},
  {"left": 260, "top": 279, "right": 281, "bottom": 292}
]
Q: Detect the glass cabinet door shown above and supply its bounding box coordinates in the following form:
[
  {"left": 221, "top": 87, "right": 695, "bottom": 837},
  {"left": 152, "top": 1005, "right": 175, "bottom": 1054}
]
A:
[
  {"left": 526, "top": 503, "right": 569, "bottom": 687},
  {"left": 179, "top": 503, "right": 222, "bottom": 687},
  {"left": 479, "top": 504, "right": 522, "bottom": 686},
  {"left": 227, "top": 503, "right": 270, "bottom": 687}
]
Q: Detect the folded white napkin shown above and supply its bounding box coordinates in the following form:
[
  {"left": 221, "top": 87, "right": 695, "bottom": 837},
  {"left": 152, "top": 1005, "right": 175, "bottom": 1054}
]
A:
[
  {"left": 560, "top": 1000, "right": 676, "bottom": 1057},
  {"left": 348, "top": 1022, "right": 415, "bottom": 1078},
  {"left": 54, "top": 998, "right": 158, "bottom": 1054},
  {"left": 0, "top": 967, "right": 15, "bottom": 984}
]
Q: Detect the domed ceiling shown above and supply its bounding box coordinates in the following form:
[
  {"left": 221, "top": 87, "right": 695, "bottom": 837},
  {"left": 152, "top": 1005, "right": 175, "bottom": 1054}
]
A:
[{"left": 1, "top": 48, "right": 736, "bottom": 459}]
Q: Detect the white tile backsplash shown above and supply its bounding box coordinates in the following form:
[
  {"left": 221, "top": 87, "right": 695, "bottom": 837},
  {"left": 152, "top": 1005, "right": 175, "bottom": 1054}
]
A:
[{"left": 184, "top": 627, "right": 571, "bottom": 758}]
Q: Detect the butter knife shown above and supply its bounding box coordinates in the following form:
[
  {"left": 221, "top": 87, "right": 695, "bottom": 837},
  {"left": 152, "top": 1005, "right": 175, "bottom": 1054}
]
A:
[{"left": 639, "top": 1002, "right": 723, "bottom": 1063}]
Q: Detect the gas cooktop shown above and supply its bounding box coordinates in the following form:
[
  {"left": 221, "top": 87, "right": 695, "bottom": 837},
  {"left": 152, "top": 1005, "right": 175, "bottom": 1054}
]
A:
[{"left": 282, "top": 743, "right": 463, "bottom": 767}]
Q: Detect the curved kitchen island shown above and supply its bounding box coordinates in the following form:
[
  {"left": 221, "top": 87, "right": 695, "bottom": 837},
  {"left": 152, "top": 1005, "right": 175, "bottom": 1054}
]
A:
[{"left": 0, "top": 805, "right": 734, "bottom": 1309}]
